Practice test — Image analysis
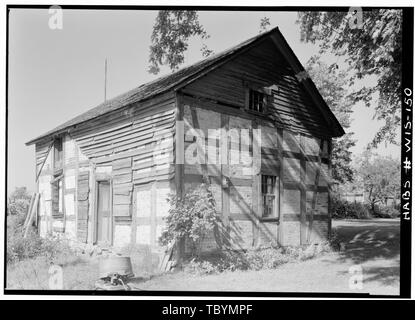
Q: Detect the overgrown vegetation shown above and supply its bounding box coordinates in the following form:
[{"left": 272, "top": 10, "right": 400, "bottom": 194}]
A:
[
  {"left": 297, "top": 10, "right": 402, "bottom": 147},
  {"left": 7, "top": 187, "right": 78, "bottom": 265},
  {"left": 183, "top": 243, "right": 334, "bottom": 275},
  {"left": 6, "top": 188, "right": 92, "bottom": 289},
  {"left": 332, "top": 152, "right": 400, "bottom": 219},
  {"left": 331, "top": 195, "right": 372, "bottom": 219},
  {"left": 331, "top": 194, "right": 400, "bottom": 220},
  {"left": 305, "top": 56, "right": 355, "bottom": 185},
  {"left": 159, "top": 183, "right": 219, "bottom": 256},
  {"left": 7, "top": 187, "right": 31, "bottom": 216}
]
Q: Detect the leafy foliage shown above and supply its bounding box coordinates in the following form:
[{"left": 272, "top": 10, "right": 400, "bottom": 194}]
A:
[
  {"left": 297, "top": 9, "right": 402, "bottom": 146},
  {"left": 355, "top": 151, "right": 400, "bottom": 210},
  {"left": 159, "top": 184, "right": 219, "bottom": 256},
  {"left": 7, "top": 187, "right": 32, "bottom": 216},
  {"left": 331, "top": 194, "right": 372, "bottom": 219},
  {"left": 6, "top": 186, "right": 76, "bottom": 265},
  {"left": 305, "top": 56, "right": 356, "bottom": 183},
  {"left": 182, "top": 245, "right": 333, "bottom": 275},
  {"left": 259, "top": 17, "right": 271, "bottom": 33},
  {"left": 148, "top": 11, "right": 211, "bottom": 74},
  {"left": 7, "top": 213, "right": 74, "bottom": 264},
  {"left": 373, "top": 204, "right": 400, "bottom": 218}
]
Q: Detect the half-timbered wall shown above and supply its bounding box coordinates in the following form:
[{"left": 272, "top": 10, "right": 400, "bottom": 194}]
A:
[
  {"left": 35, "top": 92, "right": 176, "bottom": 253},
  {"left": 179, "top": 36, "right": 332, "bottom": 248},
  {"left": 35, "top": 37, "right": 334, "bottom": 253},
  {"left": 181, "top": 38, "right": 333, "bottom": 138}
]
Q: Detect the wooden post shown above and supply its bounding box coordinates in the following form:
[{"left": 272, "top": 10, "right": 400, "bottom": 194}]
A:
[
  {"left": 174, "top": 92, "right": 185, "bottom": 263},
  {"left": 307, "top": 138, "right": 324, "bottom": 244},
  {"left": 327, "top": 139, "right": 333, "bottom": 239},
  {"left": 23, "top": 193, "right": 36, "bottom": 229},
  {"left": 24, "top": 193, "right": 39, "bottom": 238},
  {"left": 277, "top": 127, "right": 284, "bottom": 246},
  {"left": 220, "top": 113, "right": 230, "bottom": 244},
  {"left": 299, "top": 135, "right": 307, "bottom": 245},
  {"left": 104, "top": 58, "right": 107, "bottom": 102},
  {"left": 251, "top": 120, "right": 260, "bottom": 247}
]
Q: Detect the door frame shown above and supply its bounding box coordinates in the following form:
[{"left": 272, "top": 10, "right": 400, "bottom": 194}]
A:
[{"left": 93, "top": 178, "right": 113, "bottom": 246}]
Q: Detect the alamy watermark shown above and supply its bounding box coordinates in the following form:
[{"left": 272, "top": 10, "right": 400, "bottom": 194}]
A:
[
  {"left": 151, "top": 119, "right": 262, "bottom": 175},
  {"left": 48, "top": 5, "right": 63, "bottom": 30},
  {"left": 348, "top": 265, "right": 364, "bottom": 290}
]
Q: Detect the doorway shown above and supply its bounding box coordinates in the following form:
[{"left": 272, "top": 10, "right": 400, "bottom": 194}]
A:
[{"left": 95, "top": 180, "right": 112, "bottom": 245}]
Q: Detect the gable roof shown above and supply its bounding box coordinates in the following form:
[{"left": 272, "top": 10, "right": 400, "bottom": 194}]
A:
[{"left": 26, "top": 27, "right": 344, "bottom": 146}]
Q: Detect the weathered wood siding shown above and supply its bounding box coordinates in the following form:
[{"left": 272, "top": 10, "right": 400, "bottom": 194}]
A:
[
  {"left": 34, "top": 36, "right": 334, "bottom": 252},
  {"left": 181, "top": 38, "right": 332, "bottom": 138},
  {"left": 37, "top": 143, "right": 53, "bottom": 237},
  {"left": 35, "top": 92, "right": 176, "bottom": 252},
  {"left": 179, "top": 37, "right": 332, "bottom": 249}
]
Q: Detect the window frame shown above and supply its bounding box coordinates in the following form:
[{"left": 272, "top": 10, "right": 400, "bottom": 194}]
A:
[
  {"left": 51, "top": 135, "right": 64, "bottom": 218},
  {"left": 244, "top": 85, "right": 272, "bottom": 116},
  {"left": 260, "top": 174, "right": 280, "bottom": 221},
  {"left": 53, "top": 136, "right": 63, "bottom": 172},
  {"left": 51, "top": 173, "right": 65, "bottom": 217}
]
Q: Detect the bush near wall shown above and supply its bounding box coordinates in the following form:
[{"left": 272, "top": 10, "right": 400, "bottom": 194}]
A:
[
  {"left": 7, "top": 219, "right": 75, "bottom": 265},
  {"left": 183, "top": 243, "right": 333, "bottom": 275},
  {"left": 6, "top": 189, "right": 75, "bottom": 265}
]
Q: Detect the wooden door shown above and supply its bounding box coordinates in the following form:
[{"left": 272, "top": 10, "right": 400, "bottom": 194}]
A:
[{"left": 96, "top": 181, "right": 111, "bottom": 245}]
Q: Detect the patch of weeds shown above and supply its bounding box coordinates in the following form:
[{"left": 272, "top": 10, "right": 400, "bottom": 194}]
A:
[
  {"left": 183, "top": 258, "right": 220, "bottom": 275},
  {"left": 181, "top": 244, "right": 334, "bottom": 275}
]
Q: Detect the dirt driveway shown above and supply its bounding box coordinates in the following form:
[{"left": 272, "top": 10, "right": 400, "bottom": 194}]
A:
[{"left": 136, "top": 219, "right": 400, "bottom": 295}]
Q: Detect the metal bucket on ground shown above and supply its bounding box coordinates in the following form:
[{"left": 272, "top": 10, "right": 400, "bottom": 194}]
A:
[
  {"left": 95, "top": 256, "right": 134, "bottom": 291},
  {"left": 98, "top": 256, "right": 134, "bottom": 279}
]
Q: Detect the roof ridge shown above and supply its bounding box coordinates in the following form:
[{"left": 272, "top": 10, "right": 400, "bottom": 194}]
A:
[{"left": 26, "top": 27, "right": 280, "bottom": 145}]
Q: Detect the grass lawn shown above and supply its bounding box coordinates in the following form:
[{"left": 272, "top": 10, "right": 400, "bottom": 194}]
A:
[
  {"left": 6, "top": 219, "right": 400, "bottom": 295},
  {"left": 132, "top": 219, "right": 400, "bottom": 295}
]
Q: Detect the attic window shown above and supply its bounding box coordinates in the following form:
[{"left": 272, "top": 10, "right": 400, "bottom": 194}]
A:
[
  {"left": 245, "top": 87, "right": 271, "bottom": 114},
  {"left": 248, "top": 90, "right": 265, "bottom": 113},
  {"left": 53, "top": 137, "right": 63, "bottom": 170}
]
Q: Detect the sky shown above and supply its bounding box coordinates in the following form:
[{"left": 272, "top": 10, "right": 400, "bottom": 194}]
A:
[{"left": 7, "top": 8, "right": 400, "bottom": 193}]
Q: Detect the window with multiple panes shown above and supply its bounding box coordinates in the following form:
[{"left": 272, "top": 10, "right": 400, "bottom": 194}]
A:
[
  {"left": 261, "top": 175, "right": 277, "bottom": 218},
  {"left": 51, "top": 175, "right": 64, "bottom": 216},
  {"left": 52, "top": 136, "right": 64, "bottom": 216},
  {"left": 248, "top": 89, "right": 266, "bottom": 113}
]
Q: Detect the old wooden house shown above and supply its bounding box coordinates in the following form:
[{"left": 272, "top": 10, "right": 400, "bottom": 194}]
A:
[{"left": 26, "top": 27, "right": 344, "bottom": 257}]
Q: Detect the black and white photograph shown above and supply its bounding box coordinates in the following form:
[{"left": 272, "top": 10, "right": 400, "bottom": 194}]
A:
[{"left": 3, "top": 2, "right": 413, "bottom": 301}]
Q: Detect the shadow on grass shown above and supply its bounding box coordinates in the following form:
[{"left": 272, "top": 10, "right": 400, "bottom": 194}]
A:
[{"left": 332, "top": 219, "right": 400, "bottom": 286}]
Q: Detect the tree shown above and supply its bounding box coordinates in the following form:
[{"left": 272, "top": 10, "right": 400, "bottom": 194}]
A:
[
  {"left": 355, "top": 152, "right": 400, "bottom": 211},
  {"left": 259, "top": 17, "right": 271, "bottom": 33},
  {"left": 297, "top": 9, "right": 402, "bottom": 147},
  {"left": 305, "top": 56, "right": 356, "bottom": 183},
  {"left": 7, "top": 187, "right": 31, "bottom": 216},
  {"left": 148, "top": 11, "right": 211, "bottom": 75},
  {"left": 149, "top": 12, "right": 274, "bottom": 73}
]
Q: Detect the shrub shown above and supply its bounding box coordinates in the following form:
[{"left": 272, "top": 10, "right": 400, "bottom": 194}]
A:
[
  {"left": 159, "top": 184, "right": 219, "bottom": 256},
  {"left": 7, "top": 207, "right": 75, "bottom": 265},
  {"left": 181, "top": 244, "right": 333, "bottom": 275},
  {"left": 218, "top": 250, "right": 250, "bottom": 271},
  {"left": 7, "top": 226, "right": 75, "bottom": 265},
  {"left": 331, "top": 195, "right": 372, "bottom": 219},
  {"left": 373, "top": 204, "right": 400, "bottom": 218},
  {"left": 7, "top": 187, "right": 32, "bottom": 216},
  {"left": 183, "top": 258, "right": 220, "bottom": 275}
]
